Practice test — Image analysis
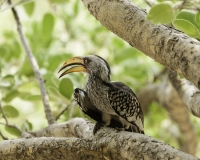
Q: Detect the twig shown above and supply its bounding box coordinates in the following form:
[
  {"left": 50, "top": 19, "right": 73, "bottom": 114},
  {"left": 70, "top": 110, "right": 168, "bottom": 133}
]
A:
[
  {"left": 7, "top": 0, "right": 55, "bottom": 125},
  {"left": 0, "top": 122, "right": 22, "bottom": 134},
  {"left": 144, "top": 0, "right": 154, "bottom": 7},
  {"left": 0, "top": 131, "right": 8, "bottom": 140},
  {"left": 0, "top": 103, "right": 8, "bottom": 124},
  {"left": 173, "top": 0, "right": 188, "bottom": 10},
  {"left": 56, "top": 100, "right": 74, "bottom": 120}
]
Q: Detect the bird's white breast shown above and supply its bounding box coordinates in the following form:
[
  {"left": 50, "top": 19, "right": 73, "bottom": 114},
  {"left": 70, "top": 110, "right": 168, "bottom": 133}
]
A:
[{"left": 85, "top": 76, "right": 115, "bottom": 114}]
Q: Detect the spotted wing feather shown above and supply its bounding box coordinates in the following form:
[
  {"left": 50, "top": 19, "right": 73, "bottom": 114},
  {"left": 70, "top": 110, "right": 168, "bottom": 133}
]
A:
[
  {"left": 74, "top": 88, "right": 132, "bottom": 132},
  {"left": 107, "top": 82, "right": 144, "bottom": 133}
]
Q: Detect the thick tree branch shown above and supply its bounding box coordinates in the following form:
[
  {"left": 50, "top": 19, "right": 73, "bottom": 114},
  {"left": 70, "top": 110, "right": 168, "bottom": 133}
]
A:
[
  {"left": 169, "top": 70, "right": 200, "bottom": 117},
  {"left": 30, "top": 118, "right": 93, "bottom": 138},
  {"left": 0, "top": 118, "right": 198, "bottom": 160},
  {"left": 7, "top": 0, "right": 55, "bottom": 125},
  {"left": 159, "top": 74, "right": 197, "bottom": 155},
  {"left": 81, "top": 0, "right": 200, "bottom": 90},
  {"left": 137, "top": 72, "right": 197, "bottom": 155}
]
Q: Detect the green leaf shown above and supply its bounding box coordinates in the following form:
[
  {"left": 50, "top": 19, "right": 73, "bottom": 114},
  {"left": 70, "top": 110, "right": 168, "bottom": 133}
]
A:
[
  {"left": 195, "top": 11, "right": 200, "bottom": 26},
  {"left": 42, "top": 13, "right": 55, "bottom": 38},
  {"left": 73, "top": 0, "right": 79, "bottom": 16},
  {"left": 12, "top": 40, "right": 21, "bottom": 58},
  {"left": 4, "top": 126, "right": 21, "bottom": 137},
  {"left": 173, "top": 19, "right": 200, "bottom": 38},
  {"left": 18, "top": 59, "right": 34, "bottom": 77},
  {"left": 3, "top": 90, "right": 19, "bottom": 102},
  {"left": 147, "top": 3, "right": 175, "bottom": 24},
  {"left": 0, "top": 75, "right": 15, "bottom": 88},
  {"left": 0, "top": 45, "right": 10, "bottom": 61},
  {"left": 59, "top": 78, "right": 73, "bottom": 99},
  {"left": 23, "top": 1, "right": 35, "bottom": 16},
  {"left": 24, "top": 95, "right": 41, "bottom": 101},
  {"left": 47, "top": 86, "right": 69, "bottom": 103},
  {"left": 43, "top": 72, "right": 59, "bottom": 88},
  {"left": 21, "top": 120, "right": 33, "bottom": 131},
  {"left": 18, "top": 81, "right": 39, "bottom": 93},
  {"left": 47, "top": 55, "right": 63, "bottom": 71},
  {"left": 3, "top": 105, "right": 19, "bottom": 118},
  {"left": 176, "top": 11, "right": 200, "bottom": 30}
]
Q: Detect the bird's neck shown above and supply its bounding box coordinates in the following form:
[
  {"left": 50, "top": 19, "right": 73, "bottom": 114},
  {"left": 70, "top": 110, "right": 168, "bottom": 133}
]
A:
[{"left": 88, "top": 71, "right": 110, "bottom": 83}]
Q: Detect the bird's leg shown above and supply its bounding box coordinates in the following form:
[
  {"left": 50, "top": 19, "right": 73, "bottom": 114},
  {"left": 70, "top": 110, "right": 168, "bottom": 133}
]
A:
[
  {"left": 115, "top": 127, "right": 125, "bottom": 132},
  {"left": 93, "top": 121, "right": 103, "bottom": 134},
  {"left": 93, "top": 113, "right": 111, "bottom": 135},
  {"left": 113, "top": 117, "right": 126, "bottom": 132}
]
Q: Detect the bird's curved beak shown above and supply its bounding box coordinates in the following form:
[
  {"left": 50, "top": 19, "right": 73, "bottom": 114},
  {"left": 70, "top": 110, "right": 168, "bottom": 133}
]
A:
[{"left": 58, "top": 57, "right": 86, "bottom": 78}]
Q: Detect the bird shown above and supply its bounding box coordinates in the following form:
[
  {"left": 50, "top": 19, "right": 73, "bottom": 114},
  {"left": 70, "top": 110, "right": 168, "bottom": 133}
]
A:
[
  {"left": 58, "top": 55, "right": 144, "bottom": 134},
  {"left": 74, "top": 87, "right": 134, "bottom": 132}
]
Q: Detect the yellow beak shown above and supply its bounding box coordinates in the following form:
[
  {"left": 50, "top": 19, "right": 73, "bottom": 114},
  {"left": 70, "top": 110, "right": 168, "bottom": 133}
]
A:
[{"left": 58, "top": 57, "right": 86, "bottom": 78}]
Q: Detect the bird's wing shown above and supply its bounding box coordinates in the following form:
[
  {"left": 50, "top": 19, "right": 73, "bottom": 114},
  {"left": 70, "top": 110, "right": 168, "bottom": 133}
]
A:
[
  {"left": 74, "top": 88, "right": 102, "bottom": 122},
  {"left": 73, "top": 88, "right": 125, "bottom": 129},
  {"left": 107, "top": 82, "right": 144, "bottom": 132}
]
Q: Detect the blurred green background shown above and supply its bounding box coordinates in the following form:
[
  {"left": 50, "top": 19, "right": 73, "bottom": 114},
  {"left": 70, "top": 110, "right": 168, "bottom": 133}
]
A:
[{"left": 0, "top": 0, "right": 199, "bottom": 156}]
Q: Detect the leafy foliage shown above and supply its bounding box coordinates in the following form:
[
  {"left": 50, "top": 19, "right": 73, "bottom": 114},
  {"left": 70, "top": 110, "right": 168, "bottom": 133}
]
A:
[
  {"left": 173, "top": 11, "right": 200, "bottom": 39},
  {"left": 0, "top": 0, "right": 200, "bottom": 157},
  {"left": 147, "top": 2, "right": 175, "bottom": 24},
  {"left": 147, "top": 2, "right": 200, "bottom": 39}
]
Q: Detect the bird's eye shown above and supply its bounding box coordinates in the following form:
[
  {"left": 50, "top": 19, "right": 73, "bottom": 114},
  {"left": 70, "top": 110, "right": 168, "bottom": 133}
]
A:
[{"left": 84, "top": 58, "right": 90, "bottom": 64}]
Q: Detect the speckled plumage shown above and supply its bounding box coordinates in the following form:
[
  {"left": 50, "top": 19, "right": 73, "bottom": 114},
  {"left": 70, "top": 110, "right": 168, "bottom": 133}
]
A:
[
  {"left": 82, "top": 55, "right": 144, "bottom": 134},
  {"left": 74, "top": 88, "right": 135, "bottom": 134},
  {"left": 59, "top": 55, "right": 144, "bottom": 134}
]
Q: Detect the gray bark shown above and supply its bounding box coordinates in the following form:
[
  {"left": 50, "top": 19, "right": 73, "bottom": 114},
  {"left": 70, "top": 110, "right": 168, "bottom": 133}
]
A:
[
  {"left": 8, "top": 0, "right": 55, "bottom": 125},
  {"left": 137, "top": 72, "right": 197, "bottom": 155},
  {"left": 0, "top": 118, "right": 198, "bottom": 160},
  {"left": 81, "top": 0, "right": 200, "bottom": 90},
  {"left": 169, "top": 70, "right": 200, "bottom": 117}
]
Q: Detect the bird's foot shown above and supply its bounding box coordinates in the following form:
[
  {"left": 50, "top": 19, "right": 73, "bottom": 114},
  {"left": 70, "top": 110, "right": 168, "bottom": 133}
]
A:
[
  {"left": 93, "top": 122, "right": 103, "bottom": 135},
  {"left": 115, "top": 127, "right": 125, "bottom": 132}
]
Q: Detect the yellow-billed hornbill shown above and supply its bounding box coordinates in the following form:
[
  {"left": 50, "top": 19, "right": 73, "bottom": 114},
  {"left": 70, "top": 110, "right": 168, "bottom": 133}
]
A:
[
  {"left": 58, "top": 55, "right": 144, "bottom": 134},
  {"left": 74, "top": 88, "right": 135, "bottom": 132}
]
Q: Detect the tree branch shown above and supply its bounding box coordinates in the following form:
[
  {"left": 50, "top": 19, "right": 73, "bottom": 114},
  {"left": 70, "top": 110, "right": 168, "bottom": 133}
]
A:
[
  {"left": 55, "top": 101, "right": 72, "bottom": 121},
  {"left": 144, "top": 0, "right": 154, "bottom": 7},
  {"left": 137, "top": 71, "right": 197, "bottom": 155},
  {"left": 0, "top": 132, "right": 8, "bottom": 140},
  {"left": 169, "top": 70, "right": 200, "bottom": 117},
  {"left": 0, "top": 118, "right": 198, "bottom": 160},
  {"left": 159, "top": 74, "right": 197, "bottom": 155},
  {"left": 81, "top": 0, "right": 200, "bottom": 90},
  {"left": 0, "top": 103, "right": 8, "bottom": 124},
  {"left": 0, "top": 122, "right": 22, "bottom": 135},
  {"left": 7, "top": 0, "right": 55, "bottom": 125}
]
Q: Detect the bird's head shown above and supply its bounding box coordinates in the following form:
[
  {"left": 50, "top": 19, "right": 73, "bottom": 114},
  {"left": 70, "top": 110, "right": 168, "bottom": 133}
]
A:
[{"left": 58, "top": 55, "right": 111, "bottom": 82}]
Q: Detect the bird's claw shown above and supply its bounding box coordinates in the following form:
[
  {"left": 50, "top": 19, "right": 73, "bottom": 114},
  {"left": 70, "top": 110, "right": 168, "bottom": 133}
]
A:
[{"left": 115, "top": 127, "right": 125, "bottom": 132}]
